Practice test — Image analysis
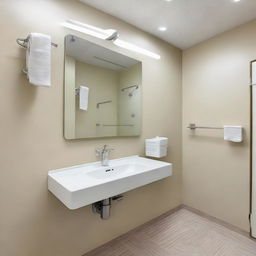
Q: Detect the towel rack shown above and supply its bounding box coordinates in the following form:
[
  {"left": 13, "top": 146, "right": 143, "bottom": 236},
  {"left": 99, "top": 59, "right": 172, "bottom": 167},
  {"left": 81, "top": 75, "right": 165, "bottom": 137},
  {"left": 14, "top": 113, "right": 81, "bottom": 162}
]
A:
[
  {"left": 96, "top": 123, "right": 134, "bottom": 127},
  {"left": 75, "top": 88, "right": 80, "bottom": 96},
  {"left": 16, "top": 35, "right": 58, "bottom": 76},
  {"left": 121, "top": 85, "right": 139, "bottom": 92},
  {"left": 103, "top": 124, "right": 134, "bottom": 127},
  {"left": 187, "top": 123, "right": 223, "bottom": 130},
  {"left": 96, "top": 101, "right": 112, "bottom": 108},
  {"left": 16, "top": 36, "right": 58, "bottom": 49}
]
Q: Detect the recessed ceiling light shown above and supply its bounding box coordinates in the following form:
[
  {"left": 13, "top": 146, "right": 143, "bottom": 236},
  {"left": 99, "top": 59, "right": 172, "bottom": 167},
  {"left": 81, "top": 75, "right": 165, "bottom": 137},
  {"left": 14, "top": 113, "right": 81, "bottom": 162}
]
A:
[
  {"left": 165, "top": 0, "right": 173, "bottom": 2},
  {"left": 233, "top": 0, "right": 241, "bottom": 2},
  {"left": 158, "top": 26, "right": 167, "bottom": 32}
]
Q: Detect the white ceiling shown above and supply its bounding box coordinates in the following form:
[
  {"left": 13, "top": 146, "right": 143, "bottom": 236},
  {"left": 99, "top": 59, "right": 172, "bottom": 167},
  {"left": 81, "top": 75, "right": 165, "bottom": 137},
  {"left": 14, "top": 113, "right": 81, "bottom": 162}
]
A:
[{"left": 80, "top": 0, "right": 256, "bottom": 49}]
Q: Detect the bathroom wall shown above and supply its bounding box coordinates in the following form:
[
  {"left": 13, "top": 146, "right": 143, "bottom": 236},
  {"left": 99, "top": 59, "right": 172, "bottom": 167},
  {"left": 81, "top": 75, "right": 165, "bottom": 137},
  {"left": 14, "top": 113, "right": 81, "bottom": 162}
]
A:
[
  {"left": 75, "top": 61, "right": 118, "bottom": 138},
  {"left": 182, "top": 20, "right": 256, "bottom": 231},
  {"left": 0, "top": 1, "right": 182, "bottom": 256}
]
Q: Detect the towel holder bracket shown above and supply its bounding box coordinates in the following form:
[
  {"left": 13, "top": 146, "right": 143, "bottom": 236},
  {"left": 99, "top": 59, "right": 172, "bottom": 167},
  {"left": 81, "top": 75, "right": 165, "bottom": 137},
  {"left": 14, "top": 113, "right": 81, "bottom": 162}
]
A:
[
  {"left": 16, "top": 34, "right": 58, "bottom": 79},
  {"left": 16, "top": 36, "right": 58, "bottom": 49}
]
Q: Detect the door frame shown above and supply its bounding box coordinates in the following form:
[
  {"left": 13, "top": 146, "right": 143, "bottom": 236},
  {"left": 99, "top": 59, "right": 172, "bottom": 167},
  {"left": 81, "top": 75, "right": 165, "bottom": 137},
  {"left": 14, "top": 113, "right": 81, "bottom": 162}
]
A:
[{"left": 250, "top": 59, "right": 256, "bottom": 238}]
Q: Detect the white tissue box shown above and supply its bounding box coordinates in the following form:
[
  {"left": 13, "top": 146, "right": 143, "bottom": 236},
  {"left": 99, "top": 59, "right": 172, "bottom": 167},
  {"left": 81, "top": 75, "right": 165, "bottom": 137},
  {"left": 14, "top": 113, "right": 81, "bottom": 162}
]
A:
[{"left": 145, "top": 137, "right": 168, "bottom": 158}]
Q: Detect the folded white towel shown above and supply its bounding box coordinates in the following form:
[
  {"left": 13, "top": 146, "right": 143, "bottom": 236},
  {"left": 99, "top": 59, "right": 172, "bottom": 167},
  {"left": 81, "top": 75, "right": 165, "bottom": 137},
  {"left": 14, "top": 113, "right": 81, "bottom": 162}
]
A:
[
  {"left": 224, "top": 126, "right": 243, "bottom": 142},
  {"left": 26, "top": 33, "right": 51, "bottom": 87},
  {"left": 79, "top": 86, "right": 89, "bottom": 111}
]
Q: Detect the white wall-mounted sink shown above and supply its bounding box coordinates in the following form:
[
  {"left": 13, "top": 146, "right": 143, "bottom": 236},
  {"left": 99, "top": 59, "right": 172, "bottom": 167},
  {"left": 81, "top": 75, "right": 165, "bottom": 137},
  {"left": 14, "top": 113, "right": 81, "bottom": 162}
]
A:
[{"left": 48, "top": 155, "right": 172, "bottom": 209}]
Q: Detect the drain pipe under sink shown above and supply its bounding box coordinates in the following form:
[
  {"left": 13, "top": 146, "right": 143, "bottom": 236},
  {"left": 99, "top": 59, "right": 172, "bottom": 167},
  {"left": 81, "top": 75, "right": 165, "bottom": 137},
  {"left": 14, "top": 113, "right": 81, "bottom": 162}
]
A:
[{"left": 92, "top": 195, "right": 123, "bottom": 219}]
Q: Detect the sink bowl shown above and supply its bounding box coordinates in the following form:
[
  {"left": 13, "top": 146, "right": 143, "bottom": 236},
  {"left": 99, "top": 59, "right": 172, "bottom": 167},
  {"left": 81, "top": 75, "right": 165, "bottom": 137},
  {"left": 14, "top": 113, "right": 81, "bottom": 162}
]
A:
[{"left": 48, "top": 155, "right": 172, "bottom": 209}]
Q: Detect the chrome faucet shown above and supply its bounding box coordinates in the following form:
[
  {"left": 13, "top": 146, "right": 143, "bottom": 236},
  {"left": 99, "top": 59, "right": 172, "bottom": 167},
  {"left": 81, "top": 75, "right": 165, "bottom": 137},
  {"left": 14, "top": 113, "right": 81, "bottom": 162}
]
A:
[{"left": 96, "top": 145, "right": 114, "bottom": 166}]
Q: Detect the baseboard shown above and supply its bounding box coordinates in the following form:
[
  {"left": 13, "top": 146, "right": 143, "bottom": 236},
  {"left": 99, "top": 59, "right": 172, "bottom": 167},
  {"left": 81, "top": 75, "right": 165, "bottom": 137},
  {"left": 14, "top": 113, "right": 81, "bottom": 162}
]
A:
[
  {"left": 250, "top": 213, "right": 256, "bottom": 239},
  {"left": 181, "top": 204, "right": 252, "bottom": 239}
]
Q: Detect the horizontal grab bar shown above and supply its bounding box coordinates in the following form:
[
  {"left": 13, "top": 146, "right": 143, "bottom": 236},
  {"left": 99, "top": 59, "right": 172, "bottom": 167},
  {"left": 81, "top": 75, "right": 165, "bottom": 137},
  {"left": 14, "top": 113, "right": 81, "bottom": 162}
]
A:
[
  {"left": 121, "top": 85, "right": 138, "bottom": 91},
  {"left": 96, "top": 101, "right": 112, "bottom": 108},
  {"left": 187, "top": 123, "right": 223, "bottom": 130},
  {"left": 96, "top": 123, "right": 134, "bottom": 127},
  {"left": 103, "top": 124, "right": 134, "bottom": 127}
]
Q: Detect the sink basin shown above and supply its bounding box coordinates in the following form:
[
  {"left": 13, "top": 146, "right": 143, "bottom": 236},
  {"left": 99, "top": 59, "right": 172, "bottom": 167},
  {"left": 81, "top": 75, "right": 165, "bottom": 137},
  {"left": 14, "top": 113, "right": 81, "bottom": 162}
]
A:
[{"left": 48, "top": 155, "right": 172, "bottom": 209}]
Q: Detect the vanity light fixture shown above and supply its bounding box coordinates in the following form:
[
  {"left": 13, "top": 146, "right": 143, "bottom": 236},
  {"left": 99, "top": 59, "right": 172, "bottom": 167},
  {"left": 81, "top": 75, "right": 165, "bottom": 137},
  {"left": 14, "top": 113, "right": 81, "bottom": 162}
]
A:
[
  {"left": 113, "top": 39, "right": 160, "bottom": 60},
  {"left": 61, "top": 20, "right": 118, "bottom": 40},
  {"left": 62, "top": 19, "right": 161, "bottom": 60}
]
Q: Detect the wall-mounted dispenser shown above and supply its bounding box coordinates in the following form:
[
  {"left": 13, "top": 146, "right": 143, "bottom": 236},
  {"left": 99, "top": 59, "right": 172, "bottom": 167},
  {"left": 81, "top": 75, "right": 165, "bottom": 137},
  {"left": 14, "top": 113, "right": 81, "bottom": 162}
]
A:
[{"left": 145, "top": 136, "right": 168, "bottom": 158}]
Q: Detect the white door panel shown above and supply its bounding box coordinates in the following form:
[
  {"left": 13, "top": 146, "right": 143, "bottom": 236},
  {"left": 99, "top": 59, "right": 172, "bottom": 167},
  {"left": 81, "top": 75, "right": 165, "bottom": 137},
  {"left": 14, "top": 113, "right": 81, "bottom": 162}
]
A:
[{"left": 251, "top": 60, "right": 256, "bottom": 238}]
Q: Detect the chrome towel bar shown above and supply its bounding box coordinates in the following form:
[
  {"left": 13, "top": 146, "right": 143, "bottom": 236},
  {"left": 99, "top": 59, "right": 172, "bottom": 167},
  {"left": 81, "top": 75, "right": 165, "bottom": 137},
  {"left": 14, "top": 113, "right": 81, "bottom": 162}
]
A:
[
  {"left": 103, "top": 124, "right": 134, "bottom": 127},
  {"left": 96, "top": 124, "right": 134, "bottom": 127},
  {"left": 96, "top": 101, "right": 112, "bottom": 108},
  {"left": 16, "top": 35, "right": 57, "bottom": 76},
  {"left": 16, "top": 36, "right": 58, "bottom": 49},
  {"left": 187, "top": 123, "right": 223, "bottom": 130},
  {"left": 121, "top": 85, "right": 139, "bottom": 91}
]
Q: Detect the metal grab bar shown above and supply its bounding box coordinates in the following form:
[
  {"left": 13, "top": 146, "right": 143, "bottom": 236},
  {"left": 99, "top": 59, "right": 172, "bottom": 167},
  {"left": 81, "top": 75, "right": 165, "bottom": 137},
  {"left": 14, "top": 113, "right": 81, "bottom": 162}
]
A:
[
  {"left": 96, "top": 101, "right": 112, "bottom": 108},
  {"left": 187, "top": 123, "right": 223, "bottom": 130},
  {"left": 121, "top": 85, "right": 138, "bottom": 91},
  {"left": 103, "top": 124, "right": 134, "bottom": 127},
  {"left": 96, "top": 123, "right": 134, "bottom": 127}
]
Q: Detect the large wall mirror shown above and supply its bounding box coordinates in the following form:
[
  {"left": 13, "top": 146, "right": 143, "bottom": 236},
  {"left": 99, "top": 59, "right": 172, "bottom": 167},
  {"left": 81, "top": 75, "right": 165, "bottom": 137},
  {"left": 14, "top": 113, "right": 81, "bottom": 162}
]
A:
[{"left": 64, "top": 35, "right": 142, "bottom": 139}]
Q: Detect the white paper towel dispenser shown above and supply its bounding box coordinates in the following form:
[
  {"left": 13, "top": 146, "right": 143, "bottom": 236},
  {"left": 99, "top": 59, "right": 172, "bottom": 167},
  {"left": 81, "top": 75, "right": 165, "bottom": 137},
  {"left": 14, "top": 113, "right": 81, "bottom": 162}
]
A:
[{"left": 145, "top": 136, "right": 168, "bottom": 158}]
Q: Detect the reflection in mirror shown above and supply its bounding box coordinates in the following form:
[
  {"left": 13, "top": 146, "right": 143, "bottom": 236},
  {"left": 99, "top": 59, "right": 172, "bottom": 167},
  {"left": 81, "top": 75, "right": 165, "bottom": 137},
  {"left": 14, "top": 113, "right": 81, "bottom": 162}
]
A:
[{"left": 64, "top": 35, "right": 142, "bottom": 139}]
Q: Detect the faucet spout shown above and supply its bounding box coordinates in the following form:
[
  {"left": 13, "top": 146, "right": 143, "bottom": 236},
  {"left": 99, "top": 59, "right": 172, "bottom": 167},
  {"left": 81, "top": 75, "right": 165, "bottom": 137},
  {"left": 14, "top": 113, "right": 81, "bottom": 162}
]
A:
[{"left": 96, "top": 145, "right": 114, "bottom": 166}]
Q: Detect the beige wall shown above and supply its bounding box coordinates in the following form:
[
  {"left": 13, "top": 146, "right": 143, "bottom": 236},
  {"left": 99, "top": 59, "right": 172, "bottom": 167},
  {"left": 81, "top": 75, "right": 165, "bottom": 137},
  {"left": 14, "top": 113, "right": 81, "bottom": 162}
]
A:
[
  {"left": 182, "top": 20, "right": 256, "bottom": 231},
  {"left": 0, "top": 1, "right": 182, "bottom": 256}
]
